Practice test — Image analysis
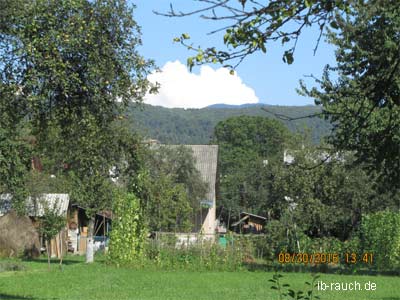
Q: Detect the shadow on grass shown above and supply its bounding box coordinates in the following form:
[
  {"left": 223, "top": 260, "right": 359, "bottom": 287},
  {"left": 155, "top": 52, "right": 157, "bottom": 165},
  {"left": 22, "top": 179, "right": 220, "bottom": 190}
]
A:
[
  {"left": 243, "top": 261, "right": 400, "bottom": 276},
  {"left": 0, "top": 294, "right": 58, "bottom": 300}
]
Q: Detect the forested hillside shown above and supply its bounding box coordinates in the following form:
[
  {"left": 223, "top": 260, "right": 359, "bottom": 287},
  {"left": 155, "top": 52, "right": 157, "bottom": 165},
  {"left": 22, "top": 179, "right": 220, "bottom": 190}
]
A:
[{"left": 127, "top": 103, "right": 331, "bottom": 144}]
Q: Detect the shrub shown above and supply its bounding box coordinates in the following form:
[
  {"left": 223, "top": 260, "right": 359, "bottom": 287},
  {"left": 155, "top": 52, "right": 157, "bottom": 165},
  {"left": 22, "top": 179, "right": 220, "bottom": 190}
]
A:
[
  {"left": 263, "top": 220, "right": 292, "bottom": 259},
  {"left": 302, "top": 237, "right": 343, "bottom": 254},
  {"left": 108, "top": 192, "right": 147, "bottom": 265},
  {"left": 144, "top": 235, "right": 243, "bottom": 271},
  {"left": 360, "top": 211, "right": 400, "bottom": 270}
]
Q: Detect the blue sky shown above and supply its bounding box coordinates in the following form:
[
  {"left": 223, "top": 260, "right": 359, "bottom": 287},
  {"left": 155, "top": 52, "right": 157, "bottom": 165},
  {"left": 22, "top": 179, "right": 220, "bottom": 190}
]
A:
[{"left": 134, "top": 1, "right": 337, "bottom": 108}]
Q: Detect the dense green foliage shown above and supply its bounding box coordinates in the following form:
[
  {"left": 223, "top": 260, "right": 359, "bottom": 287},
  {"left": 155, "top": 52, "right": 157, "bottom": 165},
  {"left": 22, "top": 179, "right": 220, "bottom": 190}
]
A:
[
  {"left": 146, "top": 235, "right": 243, "bottom": 271},
  {"left": 302, "top": 1, "right": 400, "bottom": 189},
  {"left": 270, "top": 150, "right": 399, "bottom": 242},
  {"left": 211, "top": 116, "right": 398, "bottom": 260},
  {"left": 0, "top": 0, "right": 156, "bottom": 262},
  {"left": 0, "top": 128, "right": 31, "bottom": 213},
  {"left": 135, "top": 146, "right": 207, "bottom": 232},
  {"left": 128, "top": 104, "right": 331, "bottom": 145},
  {"left": 108, "top": 193, "right": 147, "bottom": 264},
  {"left": 360, "top": 211, "right": 400, "bottom": 270},
  {"left": 0, "top": 102, "right": 32, "bottom": 213},
  {"left": 213, "top": 116, "right": 292, "bottom": 218}
]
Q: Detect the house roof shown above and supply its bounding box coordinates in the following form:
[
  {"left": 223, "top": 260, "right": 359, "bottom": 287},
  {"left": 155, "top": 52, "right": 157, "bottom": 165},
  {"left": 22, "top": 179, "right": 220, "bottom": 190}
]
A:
[
  {"left": 240, "top": 211, "right": 267, "bottom": 221},
  {"left": 231, "top": 215, "right": 250, "bottom": 227},
  {"left": 231, "top": 212, "right": 267, "bottom": 227},
  {"left": 0, "top": 194, "right": 69, "bottom": 217},
  {"left": 188, "top": 145, "right": 218, "bottom": 203}
]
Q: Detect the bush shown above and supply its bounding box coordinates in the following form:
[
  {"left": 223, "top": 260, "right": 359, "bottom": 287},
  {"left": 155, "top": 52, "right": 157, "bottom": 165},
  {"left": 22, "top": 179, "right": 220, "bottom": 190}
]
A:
[
  {"left": 360, "top": 211, "right": 400, "bottom": 270},
  {"left": 263, "top": 220, "right": 292, "bottom": 259},
  {"left": 108, "top": 193, "right": 147, "bottom": 265},
  {"left": 144, "top": 236, "right": 243, "bottom": 271},
  {"left": 302, "top": 236, "right": 343, "bottom": 254}
]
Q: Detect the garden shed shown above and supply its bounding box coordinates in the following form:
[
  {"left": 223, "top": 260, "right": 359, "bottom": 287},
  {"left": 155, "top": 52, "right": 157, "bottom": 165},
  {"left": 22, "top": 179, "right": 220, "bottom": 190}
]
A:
[
  {"left": 231, "top": 212, "right": 266, "bottom": 234},
  {"left": 0, "top": 193, "right": 69, "bottom": 258},
  {"left": 0, "top": 194, "right": 112, "bottom": 257},
  {"left": 67, "top": 204, "right": 112, "bottom": 254}
]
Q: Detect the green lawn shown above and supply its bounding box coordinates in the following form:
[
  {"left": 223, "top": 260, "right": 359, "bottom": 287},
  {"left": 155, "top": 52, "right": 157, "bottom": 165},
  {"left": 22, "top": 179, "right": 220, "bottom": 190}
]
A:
[{"left": 0, "top": 257, "right": 399, "bottom": 300}]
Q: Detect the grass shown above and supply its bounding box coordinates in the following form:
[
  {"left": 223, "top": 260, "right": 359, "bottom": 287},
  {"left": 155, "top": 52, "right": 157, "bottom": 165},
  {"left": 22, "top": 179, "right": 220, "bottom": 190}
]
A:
[{"left": 0, "top": 256, "right": 399, "bottom": 300}]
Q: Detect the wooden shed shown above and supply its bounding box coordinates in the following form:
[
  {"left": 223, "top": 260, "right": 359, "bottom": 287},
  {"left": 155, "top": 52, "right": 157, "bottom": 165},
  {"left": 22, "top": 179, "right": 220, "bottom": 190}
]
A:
[
  {"left": 1, "top": 194, "right": 112, "bottom": 257},
  {"left": 231, "top": 212, "right": 266, "bottom": 234},
  {"left": 67, "top": 204, "right": 112, "bottom": 254},
  {"left": 0, "top": 193, "right": 69, "bottom": 258}
]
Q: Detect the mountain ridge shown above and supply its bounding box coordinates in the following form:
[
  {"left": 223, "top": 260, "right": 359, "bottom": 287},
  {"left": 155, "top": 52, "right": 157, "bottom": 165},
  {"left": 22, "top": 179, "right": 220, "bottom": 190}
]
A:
[
  {"left": 205, "top": 103, "right": 317, "bottom": 109},
  {"left": 127, "top": 103, "right": 331, "bottom": 144}
]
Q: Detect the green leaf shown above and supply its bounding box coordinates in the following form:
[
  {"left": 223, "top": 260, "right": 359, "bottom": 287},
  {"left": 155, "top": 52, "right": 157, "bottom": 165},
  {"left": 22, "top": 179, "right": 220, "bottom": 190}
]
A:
[
  {"left": 181, "top": 33, "right": 190, "bottom": 40},
  {"left": 330, "top": 21, "right": 339, "bottom": 29},
  {"left": 282, "top": 36, "right": 290, "bottom": 45},
  {"left": 283, "top": 51, "right": 294, "bottom": 64},
  {"left": 187, "top": 57, "right": 194, "bottom": 71},
  {"left": 260, "top": 43, "right": 267, "bottom": 53}
]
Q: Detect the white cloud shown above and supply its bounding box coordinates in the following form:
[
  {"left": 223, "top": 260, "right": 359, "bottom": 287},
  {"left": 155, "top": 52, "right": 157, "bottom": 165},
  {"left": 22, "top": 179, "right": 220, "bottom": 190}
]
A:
[{"left": 144, "top": 60, "right": 259, "bottom": 108}]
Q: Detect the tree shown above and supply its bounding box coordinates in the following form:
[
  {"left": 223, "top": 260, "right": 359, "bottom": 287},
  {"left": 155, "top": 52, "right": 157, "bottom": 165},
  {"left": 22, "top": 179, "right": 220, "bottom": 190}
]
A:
[
  {"left": 270, "top": 148, "right": 398, "bottom": 241},
  {"left": 38, "top": 200, "right": 66, "bottom": 271},
  {"left": 137, "top": 145, "right": 207, "bottom": 232},
  {"left": 300, "top": 2, "right": 400, "bottom": 189},
  {"left": 0, "top": 125, "right": 31, "bottom": 214},
  {"left": 0, "top": 72, "right": 32, "bottom": 214},
  {"left": 140, "top": 173, "right": 193, "bottom": 232},
  {"left": 22, "top": 170, "right": 72, "bottom": 269},
  {"left": 212, "top": 116, "right": 292, "bottom": 219},
  {"left": 0, "top": 0, "right": 156, "bottom": 262}
]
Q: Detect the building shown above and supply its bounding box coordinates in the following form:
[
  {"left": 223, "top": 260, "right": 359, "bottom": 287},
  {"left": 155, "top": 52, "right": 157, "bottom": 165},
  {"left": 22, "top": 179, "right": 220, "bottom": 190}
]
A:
[
  {"left": 231, "top": 212, "right": 267, "bottom": 234},
  {"left": 188, "top": 145, "right": 219, "bottom": 236},
  {"left": 0, "top": 193, "right": 69, "bottom": 257},
  {"left": 0, "top": 194, "right": 111, "bottom": 257},
  {"left": 67, "top": 204, "right": 112, "bottom": 254},
  {"left": 153, "top": 144, "right": 219, "bottom": 244}
]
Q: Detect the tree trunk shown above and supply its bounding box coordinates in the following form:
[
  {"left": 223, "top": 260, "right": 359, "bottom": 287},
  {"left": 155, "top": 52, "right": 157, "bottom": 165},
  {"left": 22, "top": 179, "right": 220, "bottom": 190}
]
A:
[
  {"left": 86, "top": 217, "right": 95, "bottom": 263},
  {"left": 59, "top": 231, "right": 64, "bottom": 270},
  {"left": 46, "top": 240, "right": 51, "bottom": 271}
]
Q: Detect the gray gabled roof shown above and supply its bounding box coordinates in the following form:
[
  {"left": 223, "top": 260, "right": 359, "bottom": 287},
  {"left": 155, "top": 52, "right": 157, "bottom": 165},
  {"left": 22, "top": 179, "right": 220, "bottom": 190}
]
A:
[{"left": 187, "top": 145, "right": 218, "bottom": 203}]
